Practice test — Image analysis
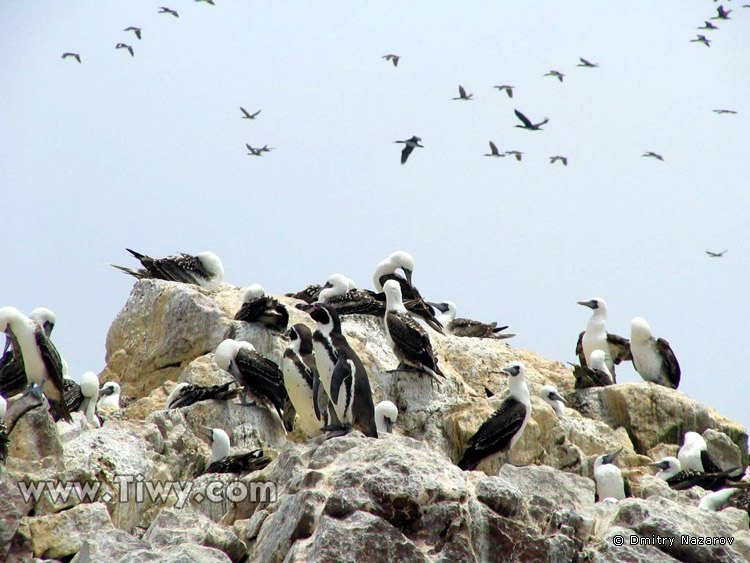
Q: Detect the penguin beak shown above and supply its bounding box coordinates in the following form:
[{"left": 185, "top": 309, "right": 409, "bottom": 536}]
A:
[
  {"left": 404, "top": 268, "right": 414, "bottom": 286},
  {"left": 385, "top": 417, "right": 393, "bottom": 433}
]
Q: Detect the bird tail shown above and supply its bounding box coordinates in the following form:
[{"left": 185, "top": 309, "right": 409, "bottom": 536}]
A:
[
  {"left": 110, "top": 264, "right": 142, "bottom": 278},
  {"left": 125, "top": 248, "right": 146, "bottom": 260}
]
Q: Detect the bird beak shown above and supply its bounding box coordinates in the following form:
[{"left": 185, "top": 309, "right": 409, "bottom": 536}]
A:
[
  {"left": 295, "top": 303, "right": 314, "bottom": 313},
  {"left": 199, "top": 426, "right": 213, "bottom": 440},
  {"left": 385, "top": 417, "right": 393, "bottom": 433},
  {"left": 577, "top": 300, "right": 595, "bottom": 309},
  {"left": 648, "top": 460, "right": 669, "bottom": 470},
  {"left": 551, "top": 392, "right": 567, "bottom": 404},
  {"left": 426, "top": 302, "right": 449, "bottom": 313},
  {"left": 98, "top": 386, "right": 113, "bottom": 397},
  {"left": 404, "top": 269, "right": 414, "bottom": 286},
  {"left": 322, "top": 282, "right": 332, "bottom": 289},
  {"left": 603, "top": 448, "right": 623, "bottom": 464}
]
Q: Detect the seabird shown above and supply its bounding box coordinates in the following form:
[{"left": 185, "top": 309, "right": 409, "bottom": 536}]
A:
[
  {"left": 62, "top": 376, "right": 84, "bottom": 415},
  {"left": 577, "top": 58, "right": 598, "bottom": 68},
  {"left": 453, "top": 85, "right": 473, "bottom": 100},
  {"left": 713, "top": 110, "right": 737, "bottom": 115},
  {"left": 484, "top": 141, "right": 504, "bottom": 158},
  {"left": 214, "top": 339, "right": 292, "bottom": 430},
  {"left": 302, "top": 303, "right": 377, "bottom": 437},
  {"left": 0, "top": 394, "right": 8, "bottom": 462},
  {"left": 458, "top": 362, "right": 531, "bottom": 470},
  {"left": 115, "top": 43, "right": 134, "bottom": 57},
  {"left": 700, "top": 488, "right": 750, "bottom": 514},
  {"left": 62, "top": 52, "right": 81, "bottom": 63},
  {"left": 166, "top": 381, "right": 239, "bottom": 410},
  {"left": 493, "top": 85, "right": 514, "bottom": 98},
  {"left": 394, "top": 136, "right": 423, "bottom": 165},
  {"left": 539, "top": 384, "right": 566, "bottom": 418},
  {"left": 29, "top": 308, "right": 56, "bottom": 337},
  {"left": 1, "top": 308, "right": 58, "bottom": 398},
  {"left": 711, "top": 5, "right": 731, "bottom": 19},
  {"left": 691, "top": 35, "right": 711, "bottom": 47},
  {"left": 97, "top": 381, "right": 121, "bottom": 410},
  {"left": 514, "top": 109, "right": 549, "bottom": 131},
  {"left": 630, "top": 317, "right": 680, "bottom": 389},
  {"left": 650, "top": 457, "right": 741, "bottom": 491},
  {"left": 240, "top": 107, "right": 261, "bottom": 120},
  {"left": 706, "top": 249, "right": 728, "bottom": 257},
  {"left": 544, "top": 70, "right": 564, "bottom": 82},
  {"left": 429, "top": 301, "right": 513, "bottom": 339},
  {"left": 374, "top": 400, "right": 398, "bottom": 435},
  {"left": 196, "top": 0, "right": 216, "bottom": 5},
  {"left": 549, "top": 155, "right": 568, "bottom": 166},
  {"left": 124, "top": 26, "right": 142, "bottom": 39},
  {"left": 678, "top": 431, "right": 723, "bottom": 473},
  {"left": 286, "top": 284, "right": 323, "bottom": 304},
  {"left": 576, "top": 298, "right": 632, "bottom": 376},
  {"left": 259, "top": 144, "right": 274, "bottom": 153},
  {"left": 200, "top": 427, "right": 271, "bottom": 475},
  {"left": 234, "top": 284, "right": 289, "bottom": 330},
  {"left": 318, "top": 274, "right": 385, "bottom": 317},
  {"left": 642, "top": 151, "right": 664, "bottom": 161},
  {"left": 0, "top": 306, "right": 71, "bottom": 422},
  {"left": 158, "top": 7, "right": 179, "bottom": 17},
  {"left": 699, "top": 21, "right": 719, "bottom": 30},
  {"left": 282, "top": 323, "right": 336, "bottom": 438},
  {"left": 505, "top": 150, "right": 523, "bottom": 161},
  {"left": 382, "top": 54, "right": 400, "bottom": 67},
  {"left": 572, "top": 349, "right": 615, "bottom": 389},
  {"left": 112, "top": 249, "right": 224, "bottom": 291},
  {"left": 78, "top": 371, "right": 101, "bottom": 426},
  {"left": 383, "top": 280, "right": 444, "bottom": 383},
  {"left": 246, "top": 143, "right": 263, "bottom": 156},
  {"left": 593, "top": 449, "right": 627, "bottom": 501}
]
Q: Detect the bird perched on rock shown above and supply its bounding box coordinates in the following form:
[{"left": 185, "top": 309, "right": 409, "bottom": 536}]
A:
[
  {"left": 539, "top": 385, "right": 566, "bottom": 418},
  {"left": 650, "top": 457, "right": 742, "bottom": 491},
  {"left": 544, "top": 70, "right": 564, "bottom": 82},
  {"left": 394, "top": 136, "right": 423, "bottom": 164},
  {"left": 700, "top": 488, "right": 750, "bottom": 515},
  {"left": 78, "top": 371, "right": 101, "bottom": 426},
  {"left": 678, "top": 432, "right": 722, "bottom": 473},
  {"left": 493, "top": 85, "right": 514, "bottom": 98},
  {"left": 234, "top": 284, "right": 289, "bottom": 330},
  {"left": 576, "top": 298, "right": 632, "bottom": 376},
  {"left": 166, "top": 381, "right": 239, "bottom": 410},
  {"left": 62, "top": 52, "right": 81, "bottom": 63},
  {"left": 514, "top": 109, "right": 549, "bottom": 131},
  {"left": 200, "top": 427, "right": 271, "bottom": 475},
  {"left": 0, "top": 394, "right": 8, "bottom": 462},
  {"left": 382, "top": 54, "right": 400, "bottom": 67},
  {"left": 429, "top": 301, "right": 513, "bottom": 339},
  {"left": 630, "top": 317, "right": 680, "bottom": 389},
  {"left": 124, "top": 26, "right": 142, "bottom": 39},
  {"left": 97, "top": 382, "right": 121, "bottom": 411},
  {"left": 112, "top": 249, "right": 224, "bottom": 291},
  {"left": 318, "top": 274, "right": 385, "bottom": 317},
  {"left": 594, "top": 449, "right": 628, "bottom": 501},
  {"left": 484, "top": 141, "right": 504, "bottom": 158},
  {"left": 453, "top": 85, "right": 473, "bottom": 100},
  {"left": 286, "top": 284, "right": 323, "bottom": 304},
  {"left": 115, "top": 43, "right": 134, "bottom": 56},
  {"left": 572, "top": 349, "right": 615, "bottom": 389},
  {"left": 458, "top": 362, "right": 531, "bottom": 471},
  {"left": 374, "top": 400, "right": 398, "bottom": 435}
]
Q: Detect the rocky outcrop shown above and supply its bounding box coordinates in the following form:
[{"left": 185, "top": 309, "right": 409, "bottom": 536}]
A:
[{"left": 2, "top": 279, "right": 749, "bottom": 562}]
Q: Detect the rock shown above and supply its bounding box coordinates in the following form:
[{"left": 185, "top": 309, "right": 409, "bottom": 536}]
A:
[
  {"left": 475, "top": 476, "right": 525, "bottom": 519},
  {"left": 589, "top": 526, "right": 682, "bottom": 562},
  {"left": 116, "top": 543, "right": 234, "bottom": 563},
  {"left": 0, "top": 474, "right": 32, "bottom": 561},
  {"left": 6, "top": 404, "right": 64, "bottom": 471},
  {"left": 704, "top": 428, "right": 743, "bottom": 473},
  {"left": 70, "top": 529, "right": 149, "bottom": 562}
]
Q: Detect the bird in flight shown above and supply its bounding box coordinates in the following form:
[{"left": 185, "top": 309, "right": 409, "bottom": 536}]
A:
[
  {"left": 642, "top": 151, "right": 664, "bottom": 161},
  {"left": 245, "top": 144, "right": 263, "bottom": 156},
  {"left": 159, "top": 7, "right": 179, "bottom": 17},
  {"left": 453, "top": 85, "right": 473, "bottom": 100},
  {"left": 382, "top": 54, "right": 400, "bottom": 67},
  {"left": 240, "top": 107, "right": 261, "bottom": 120},
  {"left": 550, "top": 156, "right": 568, "bottom": 166},
  {"left": 116, "top": 43, "right": 134, "bottom": 57},
  {"left": 691, "top": 35, "right": 711, "bottom": 47},
  {"left": 705, "top": 250, "right": 728, "bottom": 258},
  {"left": 698, "top": 21, "right": 718, "bottom": 30},
  {"left": 505, "top": 150, "right": 523, "bottom": 161},
  {"left": 544, "top": 70, "right": 564, "bottom": 82},
  {"left": 395, "top": 136, "right": 423, "bottom": 164},
  {"left": 484, "top": 141, "right": 504, "bottom": 158},
  {"left": 259, "top": 144, "right": 274, "bottom": 153},
  {"left": 577, "top": 58, "right": 598, "bottom": 68},
  {"left": 196, "top": 0, "right": 216, "bottom": 4},
  {"left": 713, "top": 109, "right": 737, "bottom": 115},
  {"left": 514, "top": 109, "right": 549, "bottom": 131},
  {"left": 494, "top": 85, "right": 514, "bottom": 98},
  {"left": 62, "top": 52, "right": 81, "bottom": 63},
  {"left": 124, "top": 26, "right": 142, "bottom": 39},
  {"left": 711, "top": 5, "right": 731, "bottom": 19}
]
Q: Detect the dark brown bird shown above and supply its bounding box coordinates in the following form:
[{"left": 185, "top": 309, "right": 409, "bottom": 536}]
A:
[
  {"left": 240, "top": 107, "right": 261, "bottom": 120},
  {"left": 550, "top": 156, "right": 568, "bottom": 166},
  {"left": 544, "top": 70, "right": 564, "bottom": 82},
  {"left": 62, "top": 52, "right": 81, "bottom": 63},
  {"left": 577, "top": 58, "right": 598, "bottom": 68},
  {"left": 711, "top": 5, "right": 731, "bottom": 19},
  {"left": 124, "top": 27, "right": 142, "bottom": 40},
  {"left": 159, "top": 7, "right": 179, "bottom": 17},
  {"left": 514, "top": 109, "right": 549, "bottom": 131},
  {"left": 116, "top": 43, "right": 134, "bottom": 57},
  {"left": 484, "top": 141, "right": 504, "bottom": 158},
  {"left": 452, "top": 85, "right": 473, "bottom": 100},
  {"left": 493, "top": 85, "right": 514, "bottom": 98},
  {"left": 642, "top": 151, "right": 664, "bottom": 161},
  {"left": 382, "top": 54, "right": 400, "bottom": 67},
  {"left": 691, "top": 35, "right": 711, "bottom": 47}
]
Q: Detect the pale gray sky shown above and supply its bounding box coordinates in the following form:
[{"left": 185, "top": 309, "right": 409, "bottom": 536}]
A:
[{"left": 2, "top": 2, "right": 748, "bottom": 428}]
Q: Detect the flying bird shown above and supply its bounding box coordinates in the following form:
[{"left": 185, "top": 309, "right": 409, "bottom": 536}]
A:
[
  {"left": 115, "top": 43, "right": 134, "bottom": 57},
  {"left": 698, "top": 21, "right": 719, "bottom": 30},
  {"left": 505, "top": 150, "right": 523, "bottom": 161},
  {"left": 711, "top": 5, "right": 731, "bottom": 19},
  {"left": 259, "top": 144, "right": 274, "bottom": 153},
  {"left": 691, "top": 35, "right": 711, "bottom": 47},
  {"left": 713, "top": 109, "right": 737, "bottom": 115},
  {"left": 484, "top": 141, "right": 504, "bottom": 158},
  {"left": 394, "top": 136, "right": 423, "bottom": 164},
  {"left": 577, "top": 58, "right": 598, "bottom": 68},
  {"left": 196, "top": 0, "right": 216, "bottom": 4},
  {"left": 240, "top": 107, "right": 261, "bottom": 120},
  {"left": 111, "top": 249, "right": 224, "bottom": 291},
  {"left": 514, "top": 109, "right": 549, "bottom": 131},
  {"left": 549, "top": 156, "right": 568, "bottom": 166},
  {"left": 642, "top": 151, "right": 664, "bottom": 161},
  {"left": 158, "top": 7, "right": 179, "bottom": 17},
  {"left": 544, "top": 70, "right": 564, "bottom": 82},
  {"left": 62, "top": 52, "right": 81, "bottom": 63},
  {"left": 706, "top": 249, "right": 728, "bottom": 257},
  {"left": 493, "top": 85, "right": 514, "bottom": 98},
  {"left": 453, "top": 85, "right": 473, "bottom": 100},
  {"left": 382, "top": 54, "right": 400, "bottom": 67},
  {"left": 124, "top": 27, "right": 142, "bottom": 40},
  {"left": 246, "top": 144, "right": 263, "bottom": 156}
]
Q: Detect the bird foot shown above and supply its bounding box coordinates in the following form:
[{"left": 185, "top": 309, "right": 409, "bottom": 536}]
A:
[{"left": 320, "top": 423, "right": 353, "bottom": 441}]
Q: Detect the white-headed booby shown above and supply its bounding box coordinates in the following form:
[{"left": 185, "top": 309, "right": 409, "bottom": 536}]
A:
[
  {"left": 0, "top": 394, "right": 8, "bottom": 462},
  {"left": 200, "top": 426, "right": 271, "bottom": 475},
  {"left": 1, "top": 307, "right": 57, "bottom": 399},
  {"left": 383, "top": 280, "right": 444, "bottom": 383},
  {"left": 429, "top": 300, "right": 514, "bottom": 339},
  {"left": 576, "top": 298, "right": 632, "bottom": 376},
  {"left": 0, "top": 306, "right": 71, "bottom": 422},
  {"left": 539, "top": 384, "right": 566, "bottom": 418},
  {"left": 78, "top": 371, "right": 101, "bottom": 426},
  {"left": 572, "top": 349, "right": 615, "bottom": 389},
  {"left": 319, "top": 274, "right": 385, "bottom": 317},
  {"left": 167, "top": 381, "right": 239, "bottom": 410},
  {"left": 458, "top": 362, "right": 530, "bottom": 470},
  {"left": 678, "top": 431, "right": 722, "bottom": 473},
  {"left": 594, "top": 449, "right": 627, "bottom": 501},
  {"left": 97, "top": 381, "right": 121, "bottom": 410},
  {"left": 374, "top": 400, "right": 398, "bottom": 435},
  {"left": 285, "top": 284, "right": 323, "bottom": 304},
  {"left": 29, "top": 308, "right": 56, "bottom": 338},
  {"left": 700, "top": 488, "right": 750, "bottom": 515},
  {"left": 630, "top": 317, "right": 680, "bottom": 389},
  {"left": 650, "top": 456, "right": 740, "bottom": 491},
  {"left": 234, "top": 284, "right": 289, "bottom": 330},
  {"left": 112, "top": 249, "right": 224, "bottom": 291}
]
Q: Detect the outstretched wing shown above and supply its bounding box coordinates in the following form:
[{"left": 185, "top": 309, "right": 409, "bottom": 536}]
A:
[{"left": 514, "top": 109, "right": 533, "bottom": 128}]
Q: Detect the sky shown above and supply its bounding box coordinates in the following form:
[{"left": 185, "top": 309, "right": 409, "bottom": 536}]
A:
[{"left": 2, "top": 2, "right": 748, "bottom": 429}]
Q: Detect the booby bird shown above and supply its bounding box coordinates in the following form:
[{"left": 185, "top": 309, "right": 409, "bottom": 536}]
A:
[
  {"left": 484, "top": 141, "right": 504, "bottom": 158},
  {"left": 0, "top": 307, "right": 71, "bottom": 422},
  {"left": 196, "top": 0, "right": 216, "bottom": 5},
  {"left": 539, "top": 384, "right": 566, "bottom": 418},
  {"left": 493, "top": 85, "right": 514, "bottom": 98},
  {"left": 691, "top": 35, "right": 711, "bottom": 47},
  {"left": 577, "top": 58, "right": 598, "bottom": 68},
  {"left": 453, "top": 85, "right": 473, "bottom": 100},
  {"left": 282, "top": 323, "right": 336, "bottom": 438},
  {"left": 629, "top": 317, "right": 680, "bottom": 389},
  {"left": 245, "top": 143, "right": 263, "bottom": 156},
  {"left": 650, "top": 457, "right": 741, "bottom": 491},
  {"left": 78, "top": 371, "right": 101, "bottom": 426},
  {"left": 382, "top": 54, "right": 400, "bottom": 67},
  {"left": 214, "top": 339, "right": 292, "bottom": 430},
  {"left": 572, "top": 349, "right": 615, "bottom": 389},
  {"left": 62, "top": 52, "right": 81, "bottom": 63},
  {"left": 549, "top": 155, "right": 568, "bottom": 166},
  {"left": 383, "top": 280, "right": 444, "bottom": 383},
  {"left": 97, "top": 382, "right": 121, "bottom": 410},
  {"left": 505, "top": 150, "right": 523, "bottom": 161},
  {"left": 302, "top": 303, "right": 377, "bottom": 438},
  {"left": 429, "top": 301, "right": 513, "bottom": 339},
  {"left": 259, "top": 144, "right": 274, "bottom": 153},
  {"left": 234, "top": 284, "right": 289, "bottom": 330},
  {"left": 700, "top": 488, "right": 750, "bottom": 514},
  {"left": 29, "top": 308, "right": 56, "bottom": 338},
  {"left": 712, "top": 110, "right": 737, "bottom": 115},
  {"left": 166, "top": 381, "right": 239, "bottom": 410},
  {"left": 240, "top": 107, "right": 261, "bottom": 120},
  {"left": 711, "top": 5, "right": 731, "bottom": 20},
  {"left": 642, "top": 151, "right": 664, "bottom": 161},
  {"left": 286, "top": 284, "right": 323, "bottom": 304},
  {"left": 62, "top": 377, "right": 84, "bottom": 415},
  {"left": 458, "top": 362, "right": 531, "bottom": 471},
  {"left": 158, "top": 7, "right": 179, "bottom": 17},
  {"left": 374, "top": 400, "right": 398, "bottom": 435},
  {"left": 576, "top": 297, "right": 632, "bottom": 376},
  {"left": 0, "top": 394, "right": 8, "bottom": 462},
  {"left": 394, "top": 136, "right": 423, "bottom": 164},
  {"left": 124, "top": 26, "right": 142, "bottom": 39},
  {"left": 544, "top": 70, "right": 564, "bottom": 82},
  {"left": 593, "top": 449, "right": 627, "bottom": 501},
  {"left": 116, "top": 43, "right": 134, "bottom": 56},
  {"left": 318, "top": 274, "right": 385, "bottom": 317},
  {"left": 678, "top": 431, "right": 723, "bottom": 473},
  {"left": 514, "top": 109, "right": 549, "bottom": 131},
  {"left": 706, "top": 249, "right": 728, "bottom": 257},
  {"left": 699, "top": 21, "right": 719, "bottom": 30},
  {"left": 200, "top": 427, "right": 271, "bottom": 475},
  {"left": 112, "top": 249, "right": 224, "bottom": 291}
]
